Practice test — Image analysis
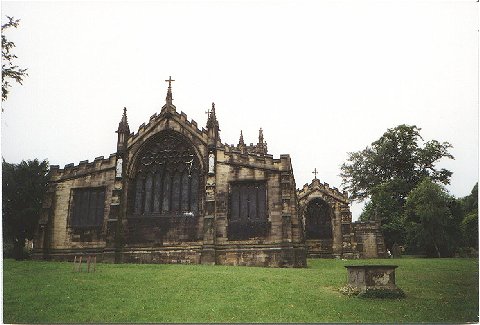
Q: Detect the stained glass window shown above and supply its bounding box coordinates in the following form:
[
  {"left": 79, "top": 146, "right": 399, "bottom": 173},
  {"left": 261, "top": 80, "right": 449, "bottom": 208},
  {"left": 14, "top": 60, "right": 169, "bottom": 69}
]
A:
[
  {"left": 131, "top": 132, "right": 201, "bottom": 217},
  {"left": 70, "top": 187, "right": 105, "bottom": 228},
  {"left": 228, "top": 181, "right": 268, "bottom": 240}
]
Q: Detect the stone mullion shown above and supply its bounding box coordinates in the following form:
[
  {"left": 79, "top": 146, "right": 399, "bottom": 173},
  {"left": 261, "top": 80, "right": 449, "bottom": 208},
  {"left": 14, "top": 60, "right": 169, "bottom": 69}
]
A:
[
  {"left": 158, "top": 170, "right": 164, "bottom": 213},
  {"left": 151, "top": 172, "right": 155, "bottom": 213},
  {"left": 168, "top": 174, "right": 174, "bottom": 213},
  {"left": 187, "top": 174, "right": 192, "bottom": 212},
  {"left": 141, "top": 175, "right": 146, "bottom": 215},
  {"left": 179, "top": 170, "right": 183, "bottom": 212}
]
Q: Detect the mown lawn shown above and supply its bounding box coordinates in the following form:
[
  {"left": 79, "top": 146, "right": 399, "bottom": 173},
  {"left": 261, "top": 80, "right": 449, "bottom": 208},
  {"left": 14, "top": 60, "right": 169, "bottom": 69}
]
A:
[{"left": 3, "top": 258, "right": 478, "bottom": 323}]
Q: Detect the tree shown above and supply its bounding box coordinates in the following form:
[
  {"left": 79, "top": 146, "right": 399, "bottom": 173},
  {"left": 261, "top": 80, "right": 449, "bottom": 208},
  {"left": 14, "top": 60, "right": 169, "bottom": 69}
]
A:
[
  {"left": 341, "top": 124, "right": 454, "bottom": 202},
  {"left": 359, "top": 181, "right": 406, "bottom": 248},
  {"left": 404, "top": 178, "right": 459, "bottom": 257},
  {"left": 459, "top": 183, "right": 478, "bottom": 249},
  {"left": 2, "top": 159, "right": 49, "bottom": 259},
  {"left": 2, "top": 16, "right": 28, "bottom": 102},
  {"left": 341, "top": 124, "right": 454, "bottom": 249}
]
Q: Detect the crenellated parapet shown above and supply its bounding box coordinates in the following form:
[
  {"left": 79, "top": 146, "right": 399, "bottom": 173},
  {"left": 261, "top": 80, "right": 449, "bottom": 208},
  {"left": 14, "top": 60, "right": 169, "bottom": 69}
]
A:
[
  {"left": 127, "top": 108, "right": 209, "bottom": 150},
  {"left": 49, "top": 154, "right": 117, "bottom": 182},
  {"left": 297, "top": 178, "right": 349, "bottom": 205},
  {"left": 221, "top": 146, "right": 293, "bottom": 172}
]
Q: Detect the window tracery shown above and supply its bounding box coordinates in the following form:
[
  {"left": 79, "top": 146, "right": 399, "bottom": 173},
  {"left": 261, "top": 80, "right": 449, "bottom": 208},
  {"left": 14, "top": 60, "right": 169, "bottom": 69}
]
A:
[{"left": 130, "top": 132, "right": 201, "bottom": 217}]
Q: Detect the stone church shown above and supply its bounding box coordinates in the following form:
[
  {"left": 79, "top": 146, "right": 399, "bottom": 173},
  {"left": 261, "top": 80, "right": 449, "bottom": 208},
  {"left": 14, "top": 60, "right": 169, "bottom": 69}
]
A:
[{"left": 33, "top": 78, "right": 385, "bottom": 267}]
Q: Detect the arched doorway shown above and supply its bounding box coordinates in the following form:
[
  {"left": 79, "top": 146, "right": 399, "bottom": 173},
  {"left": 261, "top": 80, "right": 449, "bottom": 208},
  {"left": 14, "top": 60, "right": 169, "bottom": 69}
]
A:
[{"left": 305, "top": 198, "right": 333, "bottom": 240}]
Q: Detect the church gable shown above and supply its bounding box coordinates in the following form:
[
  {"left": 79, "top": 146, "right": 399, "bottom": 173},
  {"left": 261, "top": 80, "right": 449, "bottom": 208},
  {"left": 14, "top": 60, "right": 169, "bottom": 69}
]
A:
[
  {"left": 297, "top": 178, "right": 352, "bottom": 258},
  {"left": 126, "top": 109, "right": 209, "bottom": 175},
  {"left": 297, "top": 178, "right": 349, "bottom": 206}
]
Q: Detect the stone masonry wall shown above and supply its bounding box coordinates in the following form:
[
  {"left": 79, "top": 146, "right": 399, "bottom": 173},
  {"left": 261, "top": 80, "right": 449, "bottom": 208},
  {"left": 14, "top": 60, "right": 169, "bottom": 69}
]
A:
[
  {"left": 351, "top": 221, "right": 386, "bottom": 258},
  {"left": 33, "top": 155, "right": 116, "bottom": 259},
  {"left": 214, "top": 148, "right": 306, "bottom": 267},
  {"left": 33, "top": 100, "right": 307, "bottom": 267}
]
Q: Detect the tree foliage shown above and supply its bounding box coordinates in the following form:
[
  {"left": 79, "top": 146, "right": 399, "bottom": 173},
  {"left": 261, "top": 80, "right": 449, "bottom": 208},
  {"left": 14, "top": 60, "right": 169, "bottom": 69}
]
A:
[
  {"left": 341, "top": 124, "right": 453, "bottom": 202},
  {"left": 2, "top": 15, "right": 28, "bottom": 102},
  {"left": 404, "top": 178, "right": 459, "bottom": 257},
  {"left": 459, "top": 183, "right": 478, "bottom": 249},
  {"left": 342, "top": 124, "right": 454, "bottom": 250},
  {"left": 2, "top": 159, "right": 49, "bottom": 259},
  {"left": 359, "top": 180, "right": 406, "bottom": 248}
]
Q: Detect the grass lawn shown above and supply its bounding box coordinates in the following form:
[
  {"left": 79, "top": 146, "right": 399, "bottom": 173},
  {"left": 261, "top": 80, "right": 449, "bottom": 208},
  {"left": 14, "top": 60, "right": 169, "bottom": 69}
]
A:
[{"left": 3, "top": 258, "right": 478, "bottom": 323}]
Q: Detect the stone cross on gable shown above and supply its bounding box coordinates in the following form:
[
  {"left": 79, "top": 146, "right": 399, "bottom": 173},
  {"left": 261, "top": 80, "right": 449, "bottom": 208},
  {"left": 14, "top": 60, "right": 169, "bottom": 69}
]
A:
[
  {"left": 312, "top": 168, "right": 318, "bottom": 179},
  {"left": 165, "top": 76, "right": 175, "bottom": 88},
  {"left": 206, "top": 102, "right": 215, "bottom": 116}
]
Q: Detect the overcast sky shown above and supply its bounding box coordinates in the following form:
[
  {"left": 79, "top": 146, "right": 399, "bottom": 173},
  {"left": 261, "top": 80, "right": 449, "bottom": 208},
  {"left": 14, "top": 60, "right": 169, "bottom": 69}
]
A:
[{"left": 1, "top": 0, "right": 478, "bottom": 219}]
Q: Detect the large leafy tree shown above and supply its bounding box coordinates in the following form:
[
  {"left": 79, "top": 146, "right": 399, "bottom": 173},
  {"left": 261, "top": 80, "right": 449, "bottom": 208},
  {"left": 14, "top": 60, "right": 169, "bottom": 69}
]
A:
[
  {"left": 404, "top": 178, "right": 460, "bottom": 257},
  {"left": 2, "top": 16, "right": 28, "bottom": 102},
  {"left": 342, "top": 124, "right": 454, "bottom": 247},
  {"left": 341, "top": 124, "right": 453, "bottom": 201},
  {"left": 2, "top": 159, "right": 49, "bottom": 259}
]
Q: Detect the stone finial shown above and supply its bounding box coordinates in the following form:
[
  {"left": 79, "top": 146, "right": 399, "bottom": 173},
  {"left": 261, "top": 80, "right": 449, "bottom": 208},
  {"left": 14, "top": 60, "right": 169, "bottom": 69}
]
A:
[
  {"left": 206, "top": 102, "right": 220, "bottom": 146},
  {"left": 116, "top": 107, "right": 130, "bottom": 153},
  {"left": 239, "top": 130, "right": 245, "bottom": 146},
  {"left": 238, "top": 130, "right": 247, "bottom": 154},
  {"left": 206, "top": 102, "right": 220, "bottom": 130},
  {"left": 165, "top": 76, "right": 175, "bottom": 106},
  {"left": 117, "top": 107, "right": 130, "bottom": 134},
  {"left": 255, "top": 127, "right": 268, "bottom": 154}
]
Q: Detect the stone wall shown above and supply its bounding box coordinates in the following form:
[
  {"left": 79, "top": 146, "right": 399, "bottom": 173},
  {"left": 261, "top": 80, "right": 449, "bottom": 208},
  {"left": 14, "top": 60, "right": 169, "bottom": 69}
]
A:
[
  {"left": 296, "top": 179, "right": 386, "bottom": 259},
  {"left": 33, "top": 155, "right": 116, "bottom": 260},
  {"left": 33, "top": 99, "right": 307, "bottom": 267},
  {"left": 351, "top": 221, "right": 386, "bottom": 258}
]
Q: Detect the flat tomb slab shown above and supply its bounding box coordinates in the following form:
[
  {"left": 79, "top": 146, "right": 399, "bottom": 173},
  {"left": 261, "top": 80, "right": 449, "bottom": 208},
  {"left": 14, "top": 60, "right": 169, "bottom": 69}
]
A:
[{"left": 344, "top": 265, "right": 399, "bottom": 291}]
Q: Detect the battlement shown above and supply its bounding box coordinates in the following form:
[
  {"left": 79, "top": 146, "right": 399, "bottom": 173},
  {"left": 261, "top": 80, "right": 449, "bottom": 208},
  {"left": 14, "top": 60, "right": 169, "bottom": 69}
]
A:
[
  {"left": 297, "top": 178, "right": 349, "bottom": 204},
  {"left": 49, "top": 153, "right": 117, "bottom": 181},
  {"left": 127, "top": 106, "right": 209, "bottom": 146},
  {"left": 221, "top": 145, "right": 292, "bottom": 172}
]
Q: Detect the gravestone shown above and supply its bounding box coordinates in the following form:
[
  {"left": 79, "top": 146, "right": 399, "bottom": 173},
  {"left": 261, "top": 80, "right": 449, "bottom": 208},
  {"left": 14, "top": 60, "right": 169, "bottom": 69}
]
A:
[
  {"left": 392, "top": 243, "right": 402, "bottom": 258},
  {"left": 342, "top": 265, "right": 405, "bottom": 298}
]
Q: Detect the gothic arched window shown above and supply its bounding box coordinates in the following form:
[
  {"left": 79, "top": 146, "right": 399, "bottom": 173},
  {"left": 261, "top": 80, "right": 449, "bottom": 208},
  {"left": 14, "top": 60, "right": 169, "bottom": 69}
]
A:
[
  {"left": 305, "top": 198, "right": 332, "bottom": 240},
  {"left": 130, "top": 132, "right": 201, "bottom": 217}
]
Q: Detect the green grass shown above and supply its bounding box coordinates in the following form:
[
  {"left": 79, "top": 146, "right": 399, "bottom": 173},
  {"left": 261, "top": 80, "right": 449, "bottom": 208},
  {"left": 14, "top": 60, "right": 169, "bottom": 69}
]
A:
[{"left": 3, "top": 258, "right": 478, "bottom": 323}]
